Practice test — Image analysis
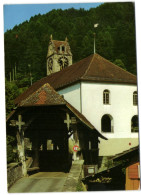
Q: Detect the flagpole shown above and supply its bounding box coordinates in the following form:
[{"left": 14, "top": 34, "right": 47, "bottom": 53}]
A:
[
  {"left": 94, "top": 33, "right": 96, "bottom": 54},
  {"left": 94, "top": 23, "right": 99, "bottom": 54}
]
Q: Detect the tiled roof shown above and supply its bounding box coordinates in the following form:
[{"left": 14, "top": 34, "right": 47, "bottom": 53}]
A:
[
  {"left": 18, "top": 83, "right": 66, "bottom": 107},
  {"left": 17, "top": 82, "right": 96, "bottom": 130},
  {"left": 15, "top": 53, "right": 137, "bottom": 105},
  {"left": 51, "top": 40, "right": 71, "bottom": 55},
  {"left": 82, "top": 54, "right": 137, "bottom": 84},
  {"left": 17, "top": 83, "right": 96, "bottom": 129},
  {"left": 9, "top": 82, "right": 107, "bottom": 139}
]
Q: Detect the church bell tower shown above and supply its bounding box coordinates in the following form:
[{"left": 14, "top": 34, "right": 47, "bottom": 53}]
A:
[{"left": 46, "top": 35, "right": 72, "bottom": 76}]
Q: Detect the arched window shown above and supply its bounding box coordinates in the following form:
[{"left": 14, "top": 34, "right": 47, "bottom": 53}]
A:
[
  {"left": 103, "top": 90, "right": 110, "bottom": 104},
  {"left": 133, "top": 91, "right": 138, "bottom": 105},
  {"left": 101, "top": 114, "right": 114, "bottom": 133},
  {"left": 62, "top": 46, "right": 65, "bottom": 52},
  {"left": 131, "top": 115, "right": 138, "bottom": 132}
]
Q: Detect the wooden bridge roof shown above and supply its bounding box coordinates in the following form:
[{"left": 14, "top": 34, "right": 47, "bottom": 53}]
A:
[
  {"left": 17, "top": 83, "right": 94, "bottom": 129},
  {"left": 17, "top": 83, "right": 96, "bottom": 130},
  {"left": 18, "top": 83, "right": 66, "bottom": 107},
  {"left": 8, "top": 83, "right": 107, "bottom": 140}
]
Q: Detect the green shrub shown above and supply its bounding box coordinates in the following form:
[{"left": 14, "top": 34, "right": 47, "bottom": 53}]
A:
[{"left": 7, "top": 135, "right": 17, "bottom": 164}]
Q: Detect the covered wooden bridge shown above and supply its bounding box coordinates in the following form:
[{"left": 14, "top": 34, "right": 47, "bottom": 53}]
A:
[{"left": 7, "top": 83, "right": 107, "bottom": 176}]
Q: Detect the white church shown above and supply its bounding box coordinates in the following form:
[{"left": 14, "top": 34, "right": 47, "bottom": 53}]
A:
[
  {"left": 45, "top": 35, "right": 139, "bottom": 157},
  {"left": 15, "top": 35, "right": 139, "bottom": 158}
]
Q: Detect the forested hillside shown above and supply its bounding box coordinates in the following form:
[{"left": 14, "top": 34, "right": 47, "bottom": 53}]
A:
[{"left": 4, "top": 2, "right": 137, "bottom": 114}]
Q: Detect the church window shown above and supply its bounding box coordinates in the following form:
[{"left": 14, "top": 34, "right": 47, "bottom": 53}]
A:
[
  {"left": 62, "top": 46, "right": 65, "bottom": 51},
  {"left": 103, "top": 90, "right": 110, "bottom": 104},
  {"left": 101, "top": 114, "right": 114, "bottom": 133},
  {"left": 131, "top": 115, "right": 138, "bottom": 132},
  {"left": 133, "top": 91, "right": 138, "bottom": 105}
]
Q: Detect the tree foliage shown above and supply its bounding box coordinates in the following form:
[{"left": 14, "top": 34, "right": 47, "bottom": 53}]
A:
[
  {"left": 7, "top": 135, "right": 17, "bottom": 163},
  {"left": 113, "top": 59, "right": 126, "bottom": 70},
  {"left": 5, "top": 77, "right": 28, "bottom": 115},
  {"left": 5, "top": 79, "right": 19, "bottom": 115},
  {"left": 4, "top": 2, "right": 136, "bottom": 97},
  {"left": 5, "top": 2, "right": 137, "bottom": 164}
]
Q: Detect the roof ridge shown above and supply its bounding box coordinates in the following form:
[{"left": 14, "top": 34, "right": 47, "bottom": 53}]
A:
[
  {"left": 44, "top": 83, "right": 66, "bottom": 101},
  {"left": 15, "top": 77, "right": 46, "bottom": 104},
  {"left": 18, "top": 83, "right": 66, "bottom": 106},
  {"left": 82, "top": 54, "right": 95, "bottom": 78},
  {"left": 18, "top": 83, "right": 48, "bottom": 106},
  {"left": 52, "top": 40, "right": 66, "bottom": 42}
]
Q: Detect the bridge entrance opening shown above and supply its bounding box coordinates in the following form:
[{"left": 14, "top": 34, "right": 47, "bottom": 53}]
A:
[{"left": 24, "top": 107, "right": 72, "bottom": 173}]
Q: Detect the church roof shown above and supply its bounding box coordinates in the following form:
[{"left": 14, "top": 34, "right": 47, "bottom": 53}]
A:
[{"left": 15, "top": 53, "right": 137, "bottom": 105}]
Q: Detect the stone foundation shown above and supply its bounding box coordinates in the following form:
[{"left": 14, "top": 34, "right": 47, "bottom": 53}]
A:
[{"left": 7, "top": 162, "right": 23, "bottom": 189}]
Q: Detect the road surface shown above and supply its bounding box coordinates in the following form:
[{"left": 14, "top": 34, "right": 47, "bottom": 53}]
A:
[{"left": 9, "top": 172, "right": 68, "bottom": 193}]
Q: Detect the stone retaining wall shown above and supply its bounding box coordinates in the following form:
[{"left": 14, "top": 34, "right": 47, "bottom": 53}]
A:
[
  {"left": 7, "top": 162, "right": 23, "bottom": 189},
  {"left": 62, "top": 160, "right": 84, "bottom": 192}
]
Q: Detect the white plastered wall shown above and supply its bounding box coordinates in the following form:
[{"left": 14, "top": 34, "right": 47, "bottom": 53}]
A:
[
  {"left": 81, "top": 82, "right": 139, "bottom": 156},
  {"left": 58, "top": 81, "right": 139, "bottom": 156},
  {"left": 58, "top": 83, "right": 81, "bottom": 112}
]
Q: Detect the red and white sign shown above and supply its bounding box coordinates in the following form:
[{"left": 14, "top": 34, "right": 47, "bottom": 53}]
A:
[{"left": 73, "top": 145, "right": 79, "bottom": 152}]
